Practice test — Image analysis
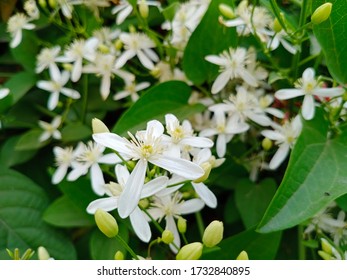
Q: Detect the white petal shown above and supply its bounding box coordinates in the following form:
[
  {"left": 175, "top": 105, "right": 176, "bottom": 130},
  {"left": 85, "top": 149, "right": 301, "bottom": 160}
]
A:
[
  {"left": 115, "top": 164, "right": 130, "bottom": 186},
  {"left": 91, "top": 164, "right": 106, "bottom": 196},
  {"left": 205, "top": 55, "right": 227, "bottom": 66},
  {"left": 239, "top": 69, "right": 258, "bottom": 87},
  {"left": 166, "top": 215, "right": 180, "bottom": 253},
  {"left": 61, "top": 88, "right": 81, "bottom": 99},
  {"left": 98, "top": 153, "right": 121, "bottom": 164},
  {"left": 269, "top": 144, "right": 290, "bottom": 169},
  {"left": 129, "top": 207, "right": 151, "bottom": 242},
  {"left": 261, "top": 130, "right": 285, "bottom": 141},
  {"left": 302, "top": 68, "right": 315, "bottom": 81},
  {"left": 10, "top": 31, "right": 22, "bottom": 48},
  {"left": 115, "top": 50, "right": 135, "bottom": 69},
  {"left": 100, "top": 74, "right": 111, "bottom": 100},
  {"left": 0, "top": 88, "right": 10, "bottom": 99},
  {"left": 275, "top": 89, "right": 304, "bottom": 100},
  {"left": 150, "top": 156, "right": 204, "bottom": 180},
  {"left": 313, "top": 87, "right": 345, "bottom": 97},
  {"left": 141, "top": 176, "right": 168, "bottom": 198},
  {"left": 137, "top": 50, "right": 155, "bottom": 70},
  {"left": 52, "top": 164, "right": 68, "bottom": 184},
  {"left": 92, "top": 133, "right": 133, "bottom": 156},
  {"left": 146, "top": 120, "right": 164, "bottom": 137},
  {"left": 211, "top": 71, "right": 231, "bottom": 94},
  {"left": 199, "top": 128, "right": 218, "bottom": 137},
  {"left": 118, "top": 159, "right": 147, "bottom": 218},
  {"left": 87, "top": 197, "right": 118, "bottom": 214},
  {"left": 180, "top": 136, "right": 214, "bottom": 148},
  {"left": 49, "top": 64, "right": 61, "bottom": 83},
  {"left": 143, "top": 48, "right": 159, "bottom": 63},
  {"left": 301, "top": 95, "right": 315, "bottom": 120},
  {"left": 71, "top": 59, "right": 83, "bottom": 82},
  {"left": 48, "top": 92, "right": 60, "bottom": 110},
  {"left": 216, "top": 134, "right": 227, "bottom": 158},
  {"left": 116, "top": 5, "right": 133, "bottom": 25},
  {"left": 37, "top": 81, "right": 54, "bottom": 92},
  {"left": 192, "top": 182, "right": 217, "bottom": 208},
  {"left": 265, "top": 107, "right": 285, "bottom": 119},
  {"left": 176, "top": 198, "right": 205, "bottom": 215}
]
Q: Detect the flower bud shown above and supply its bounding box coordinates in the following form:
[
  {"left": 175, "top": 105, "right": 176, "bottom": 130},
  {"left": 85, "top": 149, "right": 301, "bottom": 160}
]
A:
[
  {"left": 311, "top": 3, "right": 332, "bottom": 25},
  {"left": 177, "top": 217, "right": 187, "bottom": 234},
  {"left": 193, "top": 162, "right": 212, "bottom": 183},
  {"left": 150, "top": 66, "right": 161, "bottom": 78},
  {"left": 95, "top": 209, "right": 119, "bottom": 238},
  {"left": 48, "top": 0, "right": 56, "bottom": 8},
  {"left": 161, "top": 230, "right": 174, "bottom": 244},
  {"left": 176, "top": 242, "right": 203, "bottom": 260},
  {"left": 202, "top": 220, "right": 223, "bottom": 248},
  {"left": 38, "top": 246, "right": 51, "bottom": 260},
  {"left": 236, "top": 250, "right": 249, "bottom": 260},
  {"left": 262, "top": 137, "right": 273, "bottom": 151},
  {"left": 92, "top": 118, "right": 109, "bottom": 134},
  {"left": 98, "top": 44, "right": 110, "bottom": 54},
  {"left": 115, "top": 39, "right": 123, "bottom": 50},
  {"left": 38, "top": 0, "right": 47, "bottom": 8},
  {"left": 321, "top": 238, "right": 333, "bottom": 255},
  {"left": 218, "top": 4, "right": 234, "bottom": 19},
  {"left": 139, "top": 0, "right": 149, "bottom": 19},
  {"left": 318, "top": 250, "right": 334, "bottom": 260},
  {"left": 114, "top": 251, "right": 124, "bottom": 260},
  {"left": 273, "top": 18, "right": 282, "bottom": 33},
  {"left": 62, "top": 63, "right": 73, "bottom": 71},
  {"left": 138, "top": 198, "right": 149, "bottom": 209}
]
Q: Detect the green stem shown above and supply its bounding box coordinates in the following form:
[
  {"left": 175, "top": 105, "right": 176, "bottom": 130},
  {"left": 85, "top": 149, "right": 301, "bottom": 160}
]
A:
[
  {"left": 298, "top": 224, "right": 306, "bottom": 260},
  {"left": 116, "top": 235, "right": 139, "bottom": 260},
  {"left": 81, "top": 74, "right": 89, "bottom": 124},
  {"left": 195, "top": 212, "right": 205, "bottom": 239}
]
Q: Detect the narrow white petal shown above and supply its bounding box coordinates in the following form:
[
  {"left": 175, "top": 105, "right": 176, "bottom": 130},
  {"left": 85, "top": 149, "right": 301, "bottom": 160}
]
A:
[
  {"left": 302, "top": 68, "right": 315, "bottom": 81},
  {"left": 205, "top": 55, "right": 227, "bottom": 66},
  {"left": 176, "top": 198, "right": 205, "bottom": 215},
  {"left": 48, "top": 92, "right": 60, "bottom": 110},
  {"left": 71, "top": 59, "right": 83, "bottom": 82},
  {"left": 61, "top": 88, "right": 81, "bottom": 99},
  {"left": 116, "top": 5, "right": 133, "bottom": 24},
  {"left": 261, "top": 130, "right": 285, "bottom": 141},
  {"left": 239, "top": 69, "right": 258, "bottom": 87},
  {"left": 86, "top": 197, "right": 118, "bottom": 214},
  {"left": 0, "top": 88, "right": 10, "bottom": 99},
  {"left": 301, "top": 95, "right": 315, "bottom": 120},
  {"left": 216, "top": 134, "right": 227, "bottom": 158},
  {"left": 211, "top": 71, "right": 231, "bottom": 94},
  {"left": 115, "top": 50, "right": 135, "bottom": 69},
  {"left": 49, "top": 64, "right": 61, "bottom": 83},
  {"left": 192, "top": 182, "right": 217, "bottom": 208},
  {"left": 275, "top": 89, "right": 304, "bottom": 100},
  {"left": 313, "top": 87, "right": 345, "bottom": 97},
  {"left": 150, "top": 156, "right": 204, "bottom": 180},
  {"left": 129, "top": 207, "right": 151, "bottom": 242},
  {"left": 180, "top": 136, "right": 214, "bottom": 148},
  {"left": 92, "top": 133, "right": 134, "bottom": 156},
  {"left": 199, "top": 128, "right": 218, "bottom": 137},
  {"left": 141, "top": 176, "right": 168, "bottom": 198},
  {"left": 269, "top": 144, "right": 290, "bottom": 170},
  {"left": 100, "top": 74, "right": 111, "bottom": 100},
  {"left": 166, "top": 216, "right": 180, "bottom": 252},
  {"left": 137, "top": 50, "right": 155, "bottom": 70},
  {"left": 91, "top": 164, "right": 106, "bottom": 196},
  {"left": 118, "top": 159, "right": 147, "bottom": 218},
  {"left": 10, "top": 31, "right": 22, "bottom": 48},
  {"left": 98, "top": 153, "right": 121, "bottom": 164},
  {"left": 52, "top": 164, "right": 68, "bottom": 184}
]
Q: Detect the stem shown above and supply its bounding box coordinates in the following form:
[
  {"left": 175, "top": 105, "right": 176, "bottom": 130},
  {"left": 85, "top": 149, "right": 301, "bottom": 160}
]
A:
[
  {"left": 298, "top": 224, "right": 306, "bottom": 260},
  {"left": 116, "top": 235, "right": 139, "bottom": 260},
  {"left": 195, "top": 212, "right": 205, "bottom": 239},
  {"left": 81, "top": 74, "right": 89, "bottom": 124}
]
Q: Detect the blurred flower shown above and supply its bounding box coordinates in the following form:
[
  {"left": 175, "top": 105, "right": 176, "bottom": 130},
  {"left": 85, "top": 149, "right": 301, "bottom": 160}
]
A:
[
  {"left": 113, "top": 79, "right": 150, "bottom": 102},
  {"left": 0, "top": 88, "right": 10, "bottom": 99},
  {"left": 36, "top": 46, "right": 61, "bottom": 80},
  {"left": 7, "top": 13, "right": 35, "bottom": 48},
  {"left": 38, "top": 116, "right": 62, "bottom": 142},
  {"left": 24, "top": 0, "right": 40, "bottom": 19}
]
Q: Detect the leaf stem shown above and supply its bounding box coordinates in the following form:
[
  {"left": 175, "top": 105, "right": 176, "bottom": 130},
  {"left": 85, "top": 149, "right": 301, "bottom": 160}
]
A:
[
  {"left": 298, "top": 224, "right": 306, "bottom": 260},
  {"left": 115, "top": 235, "right": 139, "bottom": 260}
]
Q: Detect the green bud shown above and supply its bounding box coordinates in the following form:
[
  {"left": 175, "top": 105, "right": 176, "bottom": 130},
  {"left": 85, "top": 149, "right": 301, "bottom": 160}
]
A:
[
  {"left": 218, "top": 4, "right": 234, "bottom": 19},
  {"left": 38, "top": 246, "right": 51, "bottom": 260},
  {"left": 38, "top": 0, "right": 47, "bottom": 9},
  {"left": 150, "top": 66, "right": 161, "bottom": 78},
  {"left": 311, "top": 3, "right": 332, "bottom": 25},
  {"left": 114, "top": 251, "right": 125, "bottom": 260},
  {"left": 95, "top": 209, "right": 119, "bottom": 238},
  {"left": 176, "top": 242, "right": 203, "bottom": 260},
  {"left": 138, "top": 198, "right": 149, "bottom": 209},
  {"left": 236, "top": 250, "right": 249, "bottom": 260},
  {"left": 321, "top": 238, "right": 333, "bottom": 255},
  {"left": 262, "top": 137, "right": 273, "bottom": 151},
  {"left": 177, "top": 217, "right": 187, "bottom": 234},
  {"left": 318, "top": 250, "right": 334, "bottom": 260},
  {"left": 48, "top": 0, "right": 56, "bottom": 8},
  {"left": 193, "top": 162, "right": 212, "bottom": 183},
  {"left": 202, "top": 220, "right": 224, "bottom": 248},
  {"left": 273, "top": 18, "right": 282, "bottom": 33},
  {"left": 92, "top": 118, "right": 110, "bottom": 134},
  {"left": 161, "top": 230, "right": 175, "bottom": 244},
  {"left": 98, "top": 44, "right": 110, "bottom": 54},
  {"left": 129, "top": 25, "right": 136, "bottom": 33},
  {"left": 139, "top": 0, "right": 149, "bottom": 19}
]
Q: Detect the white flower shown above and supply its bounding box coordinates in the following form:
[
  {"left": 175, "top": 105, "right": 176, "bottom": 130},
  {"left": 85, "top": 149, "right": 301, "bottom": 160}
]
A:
[
  {"left": 152, "top": 61, "right": 190, "bottom": 83},
  {"left": 0, "top": 88, "right": 10, "bottom": 99},
  {"left": 87, "top": 164, "right": 168, "bottom": 242},
  {"left": 56, "top": 0, "right": 83, "bottom": 19},
  {"left": 68, "top": 141, "right": 122, "bottom": 196},
  {"left": 24, "top": 0, "right": 40, "bottom": 19},
  {"left": 37, "top": 70, "right": 81, "bottom": 110},
  {"left": 261, "top": 115, "right": 302, "bottom": 169},
  {"left": 164, "top": 114, "right": 213, "bottom": 158},
  {"left": 7, "top": 13, "right": 35, "bottom": 48},
  {"left": 113, "top": 79, "right": 150, "bottom": 102},
  {"left": 205, "top": 47, "right": 258, "bottom": 93},
  {"left": 199, "top": 110, "right": 249, "bottom": 157},
  {"left": 83, "top": 53, "right": 135, "bottom": 100},
  {"left": 38, "top": 116, "right": 62, "bottom": 142},
  {"left": 56, "top": 38, "right": 99, "bottom": 82},
  {"left": 92, "top": 120, "right": 204, "bottom": 218},
  {"left": 267, "top": 30, "right": 299, "bottom": 54},
  {"left": 275, "top": 68, "right": 345, "bottom": 120},
  {"left": 115, "top": 32, "right": 159, "bottom": 70},
  {"left": 147, "top": 191, "right": 205, "bottom": 252},
  {"left": 36, "top": 46, "right": 61, "bottom": 80}
]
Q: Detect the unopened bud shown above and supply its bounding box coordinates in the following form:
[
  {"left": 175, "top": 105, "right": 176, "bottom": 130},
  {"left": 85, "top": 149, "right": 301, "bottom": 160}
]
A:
[
  {"left": 98, "top": 44, "right": 110, "bottom": 54},
  {"left": 138, "top": 198, "right": 149, "bottom": 209},
  {"left": 218, "top": 4, "right": 234, "bottom": 19},
  {"left": 92, "top": 118, "right": 109, "bottom": 133},
  {"left": 38, "top": 0, "right": 47, "bottom": 8},
  {"left": 202, "top": 220, "right": 223, "bottom": 248},
  {"left": 262, "top": 138, "right": 273, "bottom": 151},
  {"left": 129, "top": 25, "right": 136, "bottom": 33},
  {"left": 311, "top": 3, "right": 332, "bottom": 25},
  {"left": 273, "top": 18, "right": 282, "bottom": 33},
  {"left": 236, "top": 250, "right": 249, "bottom": 260},
  {"left": 177, "top": 217, "right": 187, "bottom": 234},
  {"left": 193, "top": 162, "right": 212, "bottom": 183},
  {"left": 62, "top": 63, "right": 73, "bottom": 71},
  {"left": 150, "top": 66, "right": 161, "bottom": 78},
  {"left": 176, "top": 242, "right": 203, "bottom": 260},
  {"left": 321, "top": 238, "right": 333, "bottom": 255},
  {"left": 161, "top": 230, "right": 174, "bottom": 244},
  {"left": 115, "top": 39, "right": 123, "bottom": 50},
  {"left": 38, "top": 246, "right": 51, "bottom": 260},
  {"left": 139, "top": 0, "right": 149, "bottom": 19},
  {"left": 114, "top": 251, "right": 124, "bottom": 260},
  {"left": 95, "top": 209, "right": 119, "bottom": 238},
  {"left": 48, "top": 0, "right": 56, "bottom": 8},
  {"left": 318, "top": 250, "right": 334, "bottom": 260}
]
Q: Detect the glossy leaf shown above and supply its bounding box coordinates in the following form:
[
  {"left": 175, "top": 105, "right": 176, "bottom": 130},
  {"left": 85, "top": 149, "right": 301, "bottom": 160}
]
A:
[
  {"left": 15, "top": 129, "right": 46, "bottom": 151},
  {"left": 182, "top": 0, "right": 237, "bottom": 85},
  {"left": 258, "top": 111, "right": 347, "bottom": 233},
  {"left": 312, "top": 0, "right": 347, "bottom": 84},
  {"left": 235, "top": 178, "right": 277, "bottom": 229},
  {"left": 61, "top": 123, "right": 92, "bottom": 142},
  {"left": 0, "top": 169, "right": 76, "bottom": 260},
  {"left": 112, "top": 81, "right": 205, "bottom": 136}
]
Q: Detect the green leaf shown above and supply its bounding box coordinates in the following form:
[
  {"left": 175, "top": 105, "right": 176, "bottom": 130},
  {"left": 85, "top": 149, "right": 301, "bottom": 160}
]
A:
[
  {"left": 162, "top": 2, "right": 180, "bottom": 21},
  {"left": 0, "top": 136, "right": 37, "bottom": 167},
  {"left": 0, "top": 169, "right": 76, "bottom": 260},
  {"left": 15, "top": 129, "right": 46, "bottom": 151},
  {"left": 258, "top": 111, "right": 347, "bottom": 233},
  {"left": 202, "top": 228, "right": 282, "bottom": 260},
  {"left": 112, "top": 81, "right": 205, "bottom": 136},
  {"left": 43, "top": 196, "right": 94, "bottom": 228},
  {"left": 312, "top": 0, "right": 347, "bottom": 84},
  {"left": 10, "top": 31, "right": 39, "bottom": 72},
  {"left": 90, "top": 225, "right": 129, "bottom": 260},
  {"left": 182, "top": 0, "right": 237, "bottom": 85},
  {"left": 235, "top": 178, "right": 277, "bottom": 229},
  {"left": 336, "top": 194, "right": 347, "bottom": 212},
  {"left": 61, "top": 123, "right": 92, "bottom": 142}
]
